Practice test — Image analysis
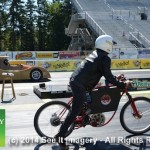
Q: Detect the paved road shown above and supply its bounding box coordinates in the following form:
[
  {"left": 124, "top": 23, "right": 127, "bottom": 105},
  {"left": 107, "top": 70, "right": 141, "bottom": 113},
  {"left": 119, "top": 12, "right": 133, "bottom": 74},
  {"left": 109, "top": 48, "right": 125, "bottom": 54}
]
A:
[{"left": 0, "top": 70, "right": 150, "bottom": 150}]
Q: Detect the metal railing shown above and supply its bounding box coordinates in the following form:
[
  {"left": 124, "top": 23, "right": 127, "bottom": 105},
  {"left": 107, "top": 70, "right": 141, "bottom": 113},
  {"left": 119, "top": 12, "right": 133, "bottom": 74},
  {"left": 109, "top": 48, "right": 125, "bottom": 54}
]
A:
[
  {"left": 71, "top": 0, "right": 106, "bottom": 36},
  {"left": 104, "top": 0, "right": 150, "bottom": 48}
]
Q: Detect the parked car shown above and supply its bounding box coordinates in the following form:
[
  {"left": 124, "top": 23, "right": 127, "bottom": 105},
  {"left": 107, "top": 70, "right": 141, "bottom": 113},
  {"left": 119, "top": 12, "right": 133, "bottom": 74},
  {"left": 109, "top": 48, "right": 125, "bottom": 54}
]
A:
[{"left": 0, "top": 56, "right": 51, "bottom": 81}]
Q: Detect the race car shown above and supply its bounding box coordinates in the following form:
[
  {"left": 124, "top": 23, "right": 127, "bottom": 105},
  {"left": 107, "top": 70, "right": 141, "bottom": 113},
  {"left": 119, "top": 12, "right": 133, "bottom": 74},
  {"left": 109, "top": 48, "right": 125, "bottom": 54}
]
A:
[{"left": 0, "top": 56, "right": 51, "bottom": 81}]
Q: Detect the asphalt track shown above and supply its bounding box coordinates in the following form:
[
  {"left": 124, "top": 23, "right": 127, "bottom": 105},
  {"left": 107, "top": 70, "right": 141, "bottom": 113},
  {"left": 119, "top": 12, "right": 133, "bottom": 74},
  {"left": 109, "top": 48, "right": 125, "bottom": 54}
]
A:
[{"left": 0, "top": 70, "right": 150, "bottom": 150}]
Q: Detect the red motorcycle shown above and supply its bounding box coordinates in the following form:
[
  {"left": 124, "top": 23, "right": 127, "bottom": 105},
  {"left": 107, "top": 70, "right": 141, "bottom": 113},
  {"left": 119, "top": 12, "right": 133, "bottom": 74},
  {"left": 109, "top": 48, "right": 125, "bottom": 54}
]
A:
[{"left": 34, "top": 75, "right": 150, "bottom": 139}]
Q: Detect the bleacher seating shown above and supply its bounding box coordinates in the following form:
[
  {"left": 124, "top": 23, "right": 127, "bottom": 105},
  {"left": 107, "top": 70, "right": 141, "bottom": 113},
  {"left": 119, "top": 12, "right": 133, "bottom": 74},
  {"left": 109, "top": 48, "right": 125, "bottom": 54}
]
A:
[{"left": 68, "top": 0, "right": 150, "bottom": 50}]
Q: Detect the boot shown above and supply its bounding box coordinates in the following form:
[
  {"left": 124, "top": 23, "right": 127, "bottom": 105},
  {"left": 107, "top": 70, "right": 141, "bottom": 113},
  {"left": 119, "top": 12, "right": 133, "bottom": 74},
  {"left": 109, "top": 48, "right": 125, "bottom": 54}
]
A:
[{"left": 54, "top": 134, "right": 69, "bottom": 150}]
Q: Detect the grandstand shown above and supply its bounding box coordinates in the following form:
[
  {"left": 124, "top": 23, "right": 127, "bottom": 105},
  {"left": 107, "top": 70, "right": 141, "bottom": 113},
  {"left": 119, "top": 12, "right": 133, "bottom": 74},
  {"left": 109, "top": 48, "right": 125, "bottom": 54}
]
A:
[{"left": 66, "top": 0, "right": 150, "bottom": 50}]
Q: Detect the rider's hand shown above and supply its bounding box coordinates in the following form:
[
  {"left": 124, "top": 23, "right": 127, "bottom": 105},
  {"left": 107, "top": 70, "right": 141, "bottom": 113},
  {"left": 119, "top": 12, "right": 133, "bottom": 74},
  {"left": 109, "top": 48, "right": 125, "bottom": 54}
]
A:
[
  {"left": 125, "top": 80, "right": 132, "bottom": 88},
  {"left": 116, "top": 74, "right": 125, "bottom": 81}
]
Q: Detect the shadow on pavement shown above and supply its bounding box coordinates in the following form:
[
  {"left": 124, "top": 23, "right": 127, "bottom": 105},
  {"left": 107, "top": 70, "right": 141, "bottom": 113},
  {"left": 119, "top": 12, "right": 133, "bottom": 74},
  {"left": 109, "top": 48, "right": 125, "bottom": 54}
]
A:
[
  {"left": 34, "top": 135, "right": 150, "bottom": 149},
  {"left": 34, "top": 139, "right": 133, "bottom": 150},
  {"left": 126, "top": 134, "right": 150, "bottom": 149},
  {"left": 1, "top": 98, "right": 15, "bottom": 103}
]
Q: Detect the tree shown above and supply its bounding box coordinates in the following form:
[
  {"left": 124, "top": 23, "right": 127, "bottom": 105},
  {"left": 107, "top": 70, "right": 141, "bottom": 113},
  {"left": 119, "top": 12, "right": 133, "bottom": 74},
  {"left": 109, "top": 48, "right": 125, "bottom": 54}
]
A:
[
  {"left": 0, "top": 0, "right": 72, "bottom": 51},
  {"left": 8, "top": 0, "right": 26, "bottom": 51},
  {"left": 46, "top": 1, "right": 71, "bottom": 51},
  {"left": 37, "top": 0, "right": 49, "bottom": 51},
  {"left": 0, "top": 1, "right": 8, "bottom": 51},
  {"left": 25, "top": 0, "right": 37, "bottom": 51},
  {"left": 61, "top": 0, "right": 72, "bottom": 25}
]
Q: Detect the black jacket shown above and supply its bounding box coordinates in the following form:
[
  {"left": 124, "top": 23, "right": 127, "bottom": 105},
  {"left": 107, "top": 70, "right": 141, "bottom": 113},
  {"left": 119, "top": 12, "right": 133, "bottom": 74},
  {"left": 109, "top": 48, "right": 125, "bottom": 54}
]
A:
[{"left": 70, "top": 50, "right": 125, "bottom": 90}]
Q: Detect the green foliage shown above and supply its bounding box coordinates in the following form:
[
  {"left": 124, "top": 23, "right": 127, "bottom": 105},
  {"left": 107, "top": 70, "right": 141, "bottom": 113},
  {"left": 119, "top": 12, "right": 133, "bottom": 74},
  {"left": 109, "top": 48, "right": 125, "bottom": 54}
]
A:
[
  {"left": 46, "top": 1, "right": 71, "bottom": 51},
  {"left": 25, "top": 0, "right": 37, "bottom": 51},
  {"left": 0, "top": 3, "right": 6, "bottom": 51},
  {"left": 0, "top": 0, "right": 71, "bottom": 51}
]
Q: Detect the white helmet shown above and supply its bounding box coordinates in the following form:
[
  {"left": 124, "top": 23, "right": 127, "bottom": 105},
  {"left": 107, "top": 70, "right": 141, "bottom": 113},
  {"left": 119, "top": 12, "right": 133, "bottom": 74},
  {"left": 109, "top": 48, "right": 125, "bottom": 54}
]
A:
[{"left": 95, "top": 35, "right": 113, "bottom": 54}]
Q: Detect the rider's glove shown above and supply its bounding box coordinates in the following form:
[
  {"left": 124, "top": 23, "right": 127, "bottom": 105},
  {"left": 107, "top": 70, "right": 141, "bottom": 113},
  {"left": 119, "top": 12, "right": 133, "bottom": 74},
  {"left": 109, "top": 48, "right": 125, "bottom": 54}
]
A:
[
  {"left": 116, "top": 74, "right": 126, "bottom": 81},
  {"left": 125, "top": 80, "right": 132, "bottom": 88}
]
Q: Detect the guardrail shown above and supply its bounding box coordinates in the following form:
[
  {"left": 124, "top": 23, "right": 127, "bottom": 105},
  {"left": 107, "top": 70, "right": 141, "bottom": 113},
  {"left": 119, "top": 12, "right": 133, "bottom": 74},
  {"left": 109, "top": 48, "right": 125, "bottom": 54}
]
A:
[
  {"left": 71, "top": 0, "right": 106, "bottom": 36},
  {"left": 104, "top": 0, "right": 150, "bottom": 47},
  {"left": 71, "top": 0, "right": 150, "bottom": 48},
  {"left": 85, "top": 12, "right": 106, "bottom": 36}
]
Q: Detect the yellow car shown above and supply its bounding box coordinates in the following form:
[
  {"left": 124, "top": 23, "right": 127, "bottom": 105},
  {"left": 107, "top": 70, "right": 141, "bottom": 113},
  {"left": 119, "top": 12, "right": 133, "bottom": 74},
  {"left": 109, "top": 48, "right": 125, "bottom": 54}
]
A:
[{"left": 0, "top": 56, "right": 51, "bottom": 81}]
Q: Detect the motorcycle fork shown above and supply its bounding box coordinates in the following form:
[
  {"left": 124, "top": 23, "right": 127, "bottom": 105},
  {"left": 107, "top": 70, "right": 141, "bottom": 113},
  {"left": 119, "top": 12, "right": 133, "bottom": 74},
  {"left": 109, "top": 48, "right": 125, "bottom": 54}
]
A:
[{"left": 127, "top": 93, "right": 141, "bottom": 118}]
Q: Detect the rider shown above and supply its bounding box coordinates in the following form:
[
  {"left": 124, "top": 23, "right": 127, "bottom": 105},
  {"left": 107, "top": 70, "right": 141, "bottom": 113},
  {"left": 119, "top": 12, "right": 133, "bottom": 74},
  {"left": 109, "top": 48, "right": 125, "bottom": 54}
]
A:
[{"left": 54, "top": 34, "right": 131, "bottom": 148}]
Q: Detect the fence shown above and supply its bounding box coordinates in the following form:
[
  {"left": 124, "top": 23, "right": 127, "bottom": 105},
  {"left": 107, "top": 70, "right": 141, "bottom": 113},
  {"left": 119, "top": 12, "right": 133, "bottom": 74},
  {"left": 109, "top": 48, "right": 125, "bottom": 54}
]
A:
[
  {"left": 0, "top": 49, "right": 150, "bottom": 60},
  {"left": 0, "top": 50, "right": 150, "bottom": 71}
]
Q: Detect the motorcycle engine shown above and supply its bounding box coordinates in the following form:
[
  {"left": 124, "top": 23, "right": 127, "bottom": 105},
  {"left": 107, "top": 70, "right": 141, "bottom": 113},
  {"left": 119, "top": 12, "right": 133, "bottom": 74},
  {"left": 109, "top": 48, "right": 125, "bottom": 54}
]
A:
[{"left": 89, "top": 113, "right": 105, "bottom": 127}]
